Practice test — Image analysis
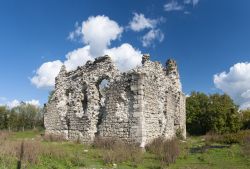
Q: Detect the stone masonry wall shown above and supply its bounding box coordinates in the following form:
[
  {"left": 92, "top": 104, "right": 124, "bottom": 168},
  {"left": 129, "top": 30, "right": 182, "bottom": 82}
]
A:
[{"left": 44, "top": 54, "right": 186, "bottom": 146}]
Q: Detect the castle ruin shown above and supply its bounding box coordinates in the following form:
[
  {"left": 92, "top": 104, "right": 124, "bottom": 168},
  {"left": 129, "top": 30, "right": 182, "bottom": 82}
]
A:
[{"left": 44, "top": 54, "right": 186, "bottom": 147}]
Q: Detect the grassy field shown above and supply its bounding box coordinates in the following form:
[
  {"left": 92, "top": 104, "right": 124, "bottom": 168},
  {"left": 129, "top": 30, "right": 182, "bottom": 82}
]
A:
[{"left": 0, "top": 130, "right": 249, "bottom": 169}]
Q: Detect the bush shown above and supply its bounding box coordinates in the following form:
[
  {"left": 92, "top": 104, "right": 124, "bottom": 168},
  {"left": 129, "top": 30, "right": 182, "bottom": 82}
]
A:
[
  {"left": 241, "top": 109, "right": 250, "bottom": 129},
  {"left": 93, "top": 136, "right": 116, "bottom": 150},
  {"left": 43, "top": 133, "right": 66, "bottom": 142},
  {"left": 241, "top": 134, "right": 250, "bottom": 157},
  {"left": 146, "top": 137, "right": 180, "bottom": 165},
  {"left": 93, "top": 137, "right": 143, "bottom": 165},
  {"left": 176, "top": 128, "right": 184, "bottom": 140},
  {"left": 205, "top": 130, "right": 250, "bottom": 145}
]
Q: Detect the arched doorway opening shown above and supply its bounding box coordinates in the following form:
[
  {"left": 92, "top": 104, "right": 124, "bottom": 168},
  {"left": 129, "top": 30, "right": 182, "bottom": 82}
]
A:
[{"left": 95, "top": 77, "right": 110, "bottom": 135}]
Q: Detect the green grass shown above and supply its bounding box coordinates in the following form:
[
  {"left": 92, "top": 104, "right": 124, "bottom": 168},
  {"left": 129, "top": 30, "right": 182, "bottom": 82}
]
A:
[
  {"left": 9, "top": 129, "right": 42, "bottom": 140},
  {"left": 169, "top": 136, "right": 250, "bottom": 169},
  {"left": 0, "top": 130, "right": 250, "bottom": 169}
]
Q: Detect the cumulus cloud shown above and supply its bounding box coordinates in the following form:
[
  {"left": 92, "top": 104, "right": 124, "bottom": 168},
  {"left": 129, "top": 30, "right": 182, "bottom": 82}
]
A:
[
  {"left": 128, "top": 13, "right": 165, "bottom": 47},
  {"left": 105, "top": 43, "right": 142, "bottom": 72},
  {"left": 6, "top": 99, "right": 40, "bottom": 108},
  {"left": 31, "top": 15, "right": 143, "bottom": 88},
  {"left": 128, "top": 13, "right": 158, "bottom": 32},
  {"left": 184, "top": 0, "right": 199, "bottom": 6},
  {"left": 67, "top": 22, "right": 82, "bottom": 42},
  {"left": 64, "top": 46, "right": 93, "bottom": 71},
  {"left": 164, "top": 1, "right": 184, "bottom": 12},
  {"left": 214, "top": 62, "right": 250, "bottom": 110},
  {"left": 142, "top": 29, "right": 164, "bottom": 47},
  {"left": 82, "top": 15, "right": 123, "bottom": 56},
  {"left": 25, "top": 100, "right": 40, "bottom": 107},
  {"left": 7, "top": 100, "right": 20, "bottom": 108},
  {"left": 164, "top": 0, "right": 200, "bottom": 13},
  {"left": 68, "top": 15, "right": 123, "bottom": 57},
  {"left": 31, "top": 60, "right": 63, "bottom": 88}
]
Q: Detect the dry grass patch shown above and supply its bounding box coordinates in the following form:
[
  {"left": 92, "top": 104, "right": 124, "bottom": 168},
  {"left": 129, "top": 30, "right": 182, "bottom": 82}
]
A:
[
  {"left": 241, "top": 134, "right": 250, "bottom": 157},
  {"left": 93, "top": 137, "right": 143, "bottom": 166},
  {"left": 43, "top": 133, "right": 66, "bottom": 142},
  {"left": 146, "top": 137, "right": 180, "bottom": 165}
]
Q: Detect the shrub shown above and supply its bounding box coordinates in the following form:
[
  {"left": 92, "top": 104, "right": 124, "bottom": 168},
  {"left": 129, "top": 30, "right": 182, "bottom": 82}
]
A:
[
  {"left": 176, "top": 128, "right": 184, "bottom": 140},
  {"left": 93, "top": 137, "right": 143, "bottom": 165},
  {"left": 241, "top": 109, "right": 250, "bottom": 129},
  {"left": 43, "top": 133, "right": 66, "bottom": 142},
  {"left": 241, "top": 134, "right": 250, "bottom": 157},
  {"left": 146, "top": 137, "right": 180, "bottom": 165},
  {"left": 205, "top": 130, "right": 250, "bottom": 145},
  {"left": 69, "top": 152, "right": 86, "bottom": 167},
  {"left": 0, "top": 131, "right": 11, "bottom": 142},
  {"left": 93, "top": 136, "right": 116, "bottom": 150}
]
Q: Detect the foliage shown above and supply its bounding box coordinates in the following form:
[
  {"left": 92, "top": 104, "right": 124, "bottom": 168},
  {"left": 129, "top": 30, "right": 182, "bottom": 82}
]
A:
[
  {"left": 0, "top": 106, "right": 9, "bottom": 129},
  {"left": 205, "top": 130, "right": 250, "bottom": 145},
  {"left": 240, "top": 109, "right": 250, "bottom": 129},
  {"left": 186, "top": 92, "right": 210, "bottom": 135},
  {"left": 186, "top": 92, "right": 241, "bottom": 135},
  {"left": 1, "top": 130, "right": 250, "bottom": 169},
  {"left": 0, "top": 103, "right": 43, "bottom": 131}
]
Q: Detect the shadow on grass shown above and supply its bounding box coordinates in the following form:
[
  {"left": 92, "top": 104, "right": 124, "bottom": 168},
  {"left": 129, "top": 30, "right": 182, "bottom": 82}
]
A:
[{"left": 190, "top": 145, "right": 230, "bottom": 153}]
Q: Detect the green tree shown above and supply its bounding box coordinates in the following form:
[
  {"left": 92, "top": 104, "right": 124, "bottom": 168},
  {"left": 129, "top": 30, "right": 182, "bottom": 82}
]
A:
[
  {"left": 208, "top": 94, "right": 240, "bottom": 133},
  {"left": 0, "top": 106, "right": 9, "bottom": 129},
  {"left": 241, "top": 109, "right": 250, "bottom": 129},
  {"left": 9, "top": 103, "right": 43, "bottom": 131},
  {"left": 186, "top": 92, "right": 241, "bottom": 135},
  {"left": 186, "top": 92, "right": 210, "bottom": 135}
]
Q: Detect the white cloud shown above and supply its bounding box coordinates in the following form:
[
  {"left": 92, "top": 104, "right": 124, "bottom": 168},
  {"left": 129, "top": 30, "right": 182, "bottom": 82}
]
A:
[
  {"left": 214, "top": 62, "right": 250, "bottom": 110},
  {"left": 241, "top": 90, "right": 250, "bottom": 99},
  {"left": 64, "top": 45, "right": 94, "bottom": 71},
  {"left": 142, "top": 29, "right": 164, "bottom": 47},
  {"left": 31, "top": 60, "right": 63, "bottom": 88},
  {"left": 128, "top": 13, "right": 165, "bottom": 47},
  {"left": 184, "top": 0, "right": 199, "bottom": 6},
  {"left": 31, "top": 42, "right": 142, "bottom": 88},
  {"left": 128, "top": 13, "right": 158, "bottom": 32},
  {"left": 25, "top": 99, "right": 41, "bottom": 107},
  {"left": 82, "top": 15, "right": 123, "bottom": 56},
  {"left": 164, "top": 1, "right": 184, "bottom": 12},
  {"left": 7, "top": 100, "right": 20, "bottom": 108},
  {"left": 67, "top": 22, "right": 82, "bottom": 42},
  {"left": 32, "top": 15, "right": 143, "bottom": 88},
  {"left": 31, "top": 42, "right": 143, "bottom": 88},
  {"left": 7, "top": 99, "right": 40, "bottom": 108},
  {"left": 105, "top": 43, "right": 142, "bottom": 72}
]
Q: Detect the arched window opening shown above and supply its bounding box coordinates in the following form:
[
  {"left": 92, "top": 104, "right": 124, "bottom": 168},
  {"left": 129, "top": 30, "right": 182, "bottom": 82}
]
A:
[
  {"left": 95, "top": 78, "right": 110, "bottom": 136},
  {"left": 98, "top": 79, "right": 110, "bottom": 107},
  {"left": 81, "top": 86, "right": 88, "bottom": 114}
]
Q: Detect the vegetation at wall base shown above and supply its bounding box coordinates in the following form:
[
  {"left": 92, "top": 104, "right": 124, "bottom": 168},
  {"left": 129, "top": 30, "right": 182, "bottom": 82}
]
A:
[
  {"left": 0, "top": 91, "right": 250, "bottom": 168},
  {"left": 0, "top": 130, "right": 249, "bottom": 169}
]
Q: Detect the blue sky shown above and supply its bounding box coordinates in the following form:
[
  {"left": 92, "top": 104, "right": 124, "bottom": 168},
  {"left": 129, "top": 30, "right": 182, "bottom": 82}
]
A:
[{"left": 0, "top": 0, "right": 250, "bottom": 108}]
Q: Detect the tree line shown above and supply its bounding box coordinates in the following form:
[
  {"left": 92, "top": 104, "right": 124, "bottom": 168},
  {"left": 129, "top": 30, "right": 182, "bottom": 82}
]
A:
[
  {"left": 0, "top": 102, "right": 43, "bottom": 131},
  {"left": 186, "top": 92, "right": 250, "bottom": 135},
  {"left": 1, "top": 91, "right": 250, "bottom": 135}
]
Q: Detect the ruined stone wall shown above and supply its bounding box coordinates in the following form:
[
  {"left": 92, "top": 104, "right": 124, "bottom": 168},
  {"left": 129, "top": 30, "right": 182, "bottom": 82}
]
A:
[{"left": 44, "top": 54, "right": 186, "bottom": 146}]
